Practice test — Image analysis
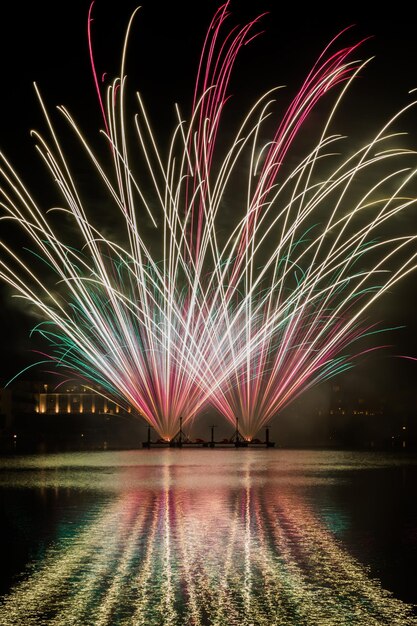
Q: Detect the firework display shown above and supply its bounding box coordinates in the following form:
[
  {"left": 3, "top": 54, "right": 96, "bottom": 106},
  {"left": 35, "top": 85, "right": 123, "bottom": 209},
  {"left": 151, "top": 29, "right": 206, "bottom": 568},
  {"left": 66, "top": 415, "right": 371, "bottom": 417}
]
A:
[{"left": 1, "top": 2, "right": 417, "bottom": 441}]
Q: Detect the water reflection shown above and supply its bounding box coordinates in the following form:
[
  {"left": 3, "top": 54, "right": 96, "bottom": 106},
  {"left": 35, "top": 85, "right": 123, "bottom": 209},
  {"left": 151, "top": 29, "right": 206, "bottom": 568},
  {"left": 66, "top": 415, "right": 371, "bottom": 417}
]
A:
[{"left": 0, "top": 450, "right": 416, "bottom": 625}]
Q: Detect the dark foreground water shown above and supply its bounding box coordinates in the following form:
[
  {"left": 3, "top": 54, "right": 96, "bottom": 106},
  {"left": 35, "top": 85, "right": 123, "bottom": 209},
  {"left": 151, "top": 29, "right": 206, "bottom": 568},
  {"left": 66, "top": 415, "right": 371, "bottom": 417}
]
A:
[{"left": 0, "top": 448, "right": 417, "bottom": 625}]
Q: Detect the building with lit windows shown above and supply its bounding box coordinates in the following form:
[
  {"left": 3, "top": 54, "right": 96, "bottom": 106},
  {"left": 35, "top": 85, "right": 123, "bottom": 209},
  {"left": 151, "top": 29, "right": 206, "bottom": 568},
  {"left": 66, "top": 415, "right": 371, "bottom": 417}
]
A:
[
  {"left": 37, "top": 383, "right": 131, "bottom": 416},
  {"left": 0, "top": 380, "right": 144, "bottom": 453}
]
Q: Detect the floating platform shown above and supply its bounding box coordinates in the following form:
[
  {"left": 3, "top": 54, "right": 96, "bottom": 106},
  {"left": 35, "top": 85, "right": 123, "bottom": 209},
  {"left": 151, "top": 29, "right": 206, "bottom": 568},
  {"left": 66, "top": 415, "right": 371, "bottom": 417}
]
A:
[
  {"left": 142, "top": 423, "right": 275, "bottom": 449},
  {"left": 142, "top": 440, "right": 275, "bottom": 449}
]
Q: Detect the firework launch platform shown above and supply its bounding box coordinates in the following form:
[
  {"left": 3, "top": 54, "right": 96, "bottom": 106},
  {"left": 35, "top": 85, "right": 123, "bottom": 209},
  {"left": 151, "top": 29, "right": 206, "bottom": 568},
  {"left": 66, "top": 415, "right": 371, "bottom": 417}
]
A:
[
  {"left": 141, "top": 440, "right": 275, "bottom": 449},
  {"left": 142, "top": 423, "right": 275, "bottom": 448}
]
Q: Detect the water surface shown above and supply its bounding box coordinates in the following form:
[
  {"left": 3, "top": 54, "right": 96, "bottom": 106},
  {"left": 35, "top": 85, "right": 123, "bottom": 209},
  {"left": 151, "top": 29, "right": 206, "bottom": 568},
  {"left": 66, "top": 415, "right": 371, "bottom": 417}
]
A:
[{"left": 0, "top": 448, "right": 417, "bottom": 625}]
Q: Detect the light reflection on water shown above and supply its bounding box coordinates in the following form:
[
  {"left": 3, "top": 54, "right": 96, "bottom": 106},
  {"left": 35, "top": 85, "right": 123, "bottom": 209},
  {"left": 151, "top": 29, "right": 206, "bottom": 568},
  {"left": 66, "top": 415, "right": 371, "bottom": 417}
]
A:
[{"left": 0, "top": 448, "right": 416, "bottom": 625}]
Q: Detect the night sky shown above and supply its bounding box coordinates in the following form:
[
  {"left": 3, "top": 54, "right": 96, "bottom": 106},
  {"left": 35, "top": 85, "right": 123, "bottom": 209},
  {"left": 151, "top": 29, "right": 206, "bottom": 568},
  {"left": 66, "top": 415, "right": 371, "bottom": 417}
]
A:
[{"left": 0, "top": 1, "right": 416, "bottom": 416}]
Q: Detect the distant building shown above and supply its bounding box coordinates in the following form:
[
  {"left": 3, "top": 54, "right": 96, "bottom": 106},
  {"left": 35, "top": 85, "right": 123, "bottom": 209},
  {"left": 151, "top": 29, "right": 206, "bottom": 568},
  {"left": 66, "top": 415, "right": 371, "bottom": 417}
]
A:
[
  {"left": 0, "top": 380, "right": 144, "bottom": 453},
  {"left": 37, "top": 383, "right": 132, "bottom": 416}
]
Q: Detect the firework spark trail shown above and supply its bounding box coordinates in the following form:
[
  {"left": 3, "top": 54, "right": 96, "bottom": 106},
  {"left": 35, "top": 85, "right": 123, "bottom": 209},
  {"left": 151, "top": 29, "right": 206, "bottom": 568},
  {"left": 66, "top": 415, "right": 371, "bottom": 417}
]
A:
[
  {"left": 171, "top": 19, "right": 367, "bottom": 402},
  {"left": 102, "top": 5, "right": 376, "bottom": 422},
  {"left": 203, "top": 119, "right": 417, "bottom": 436},
  {"left": 1, "top": 3, "right": 417, "bottom": 440}
]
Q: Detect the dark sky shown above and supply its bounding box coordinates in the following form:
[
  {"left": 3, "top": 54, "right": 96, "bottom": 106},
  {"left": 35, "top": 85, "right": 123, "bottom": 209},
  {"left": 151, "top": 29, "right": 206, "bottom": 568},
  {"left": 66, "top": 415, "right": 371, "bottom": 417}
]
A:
[{"left": 0, "top": 0, "right": 417, "bottom": 410}]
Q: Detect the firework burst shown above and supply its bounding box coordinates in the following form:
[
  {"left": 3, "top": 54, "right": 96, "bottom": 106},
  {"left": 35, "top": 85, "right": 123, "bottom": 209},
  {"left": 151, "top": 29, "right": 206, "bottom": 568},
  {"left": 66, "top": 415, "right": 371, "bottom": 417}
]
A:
[{"left": 1, "top": 2, "right": 417, "bottom": 441}]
